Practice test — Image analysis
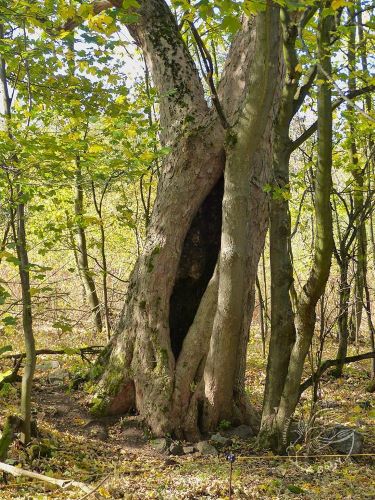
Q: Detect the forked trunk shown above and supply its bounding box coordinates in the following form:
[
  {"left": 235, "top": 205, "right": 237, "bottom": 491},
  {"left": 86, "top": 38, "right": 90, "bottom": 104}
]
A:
[
  {"left": 92, "top": 0, "right": 282, "bottom": 438},
  {"left": 259, "top": 4, "right": 334, "bottom": 452}
]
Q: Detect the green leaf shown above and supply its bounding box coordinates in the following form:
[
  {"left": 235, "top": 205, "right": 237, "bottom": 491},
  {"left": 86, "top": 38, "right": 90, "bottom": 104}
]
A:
[
  {"left": 63, "top": 347, "right": 80, "bottom": 355},
  {"left": 221, "top": 15, "right": 241, "bottom": 34},
  {"left": 52, "top": 321, "right": 73, "bottom": 333},
  {"left": 0, "top": 370, "right": 12, "bottom": 383},
  {"left": 287, "top": 484, "right": 305, "bottom": 494},
  {"left": 2, "top": 316, "right": 17, "bottom": 326},
  {"left": 122, "top": 0, "right": 141, "bottom": 8},
  {"left": 0, "top": 345, "right": 13, "bottom": 356}
]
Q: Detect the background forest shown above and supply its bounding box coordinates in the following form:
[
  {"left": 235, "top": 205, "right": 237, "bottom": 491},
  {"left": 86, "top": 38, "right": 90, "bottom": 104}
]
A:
[{"left": 0, "top": 0, "right": 374, "bottom": 498}]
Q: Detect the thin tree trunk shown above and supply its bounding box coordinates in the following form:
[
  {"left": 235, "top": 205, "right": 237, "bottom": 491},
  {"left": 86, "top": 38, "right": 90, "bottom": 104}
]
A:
[
  {"left": 256, "top": 275, "right": 266, "bottom": 358},
  {"left": 202, "top": 1, "right": 281, "bottom": 431},
  {"left": 347, "top": 5, "right": 366, "bottom": 343},
  {"left": 261, "top": 5, "right": 302, "bottom": 424},
  {"left": 66, "top": 35, "right": 102, "bottom": 334},
  {"left": 0, "top": 221, "right": 10, "bottom": 266},
  {"left": 260, "top": 6, "right": 315, "bottom": 444},
  {"left": 0, "top": 25, "right": 35, "bottom": 444},
  {"left": 268, "top": 4, "right": 334, "bottom": 452},
  {"left": 357, "top": 1, "right": 374, "bottom": 377},
  {"left": 14, "top": 202, "right": 36, "bottom": 444},
  {"left": 261, "top": 250, "right": 269, "bottom": 339},
  {"left": 91, "top": 181, "right": 111, "bottom": 339},
  {"left": 74, "top": 158, "right": 103, "bottom": 333},
  {"left": 262, "top": 142, "right": 296, "bottom": 425},
  {"left": 335, "top": 256, "right": 350, "bottom": 376},
  {"left": 363, "top": 264, "right": 375, "bottom": 379}
]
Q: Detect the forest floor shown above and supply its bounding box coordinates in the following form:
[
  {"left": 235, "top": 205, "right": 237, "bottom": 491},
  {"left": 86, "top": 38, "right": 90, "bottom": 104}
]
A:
[{"left": 0, "top": 330, "right": 374, "bottom": 499}]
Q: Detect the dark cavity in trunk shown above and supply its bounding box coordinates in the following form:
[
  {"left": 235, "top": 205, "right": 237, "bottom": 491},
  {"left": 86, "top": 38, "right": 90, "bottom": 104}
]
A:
[{"left": 169, "top": 176, "right": 224, "bottom": 358}]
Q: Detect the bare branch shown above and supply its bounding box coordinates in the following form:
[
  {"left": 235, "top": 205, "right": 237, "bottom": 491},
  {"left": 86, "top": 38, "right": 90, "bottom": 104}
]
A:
[
  {"left": 300, "top": 351, "right": 375, "bottom": 395},
  {"left": 290, "top": 85, "right": 375, "bottom": 152}
]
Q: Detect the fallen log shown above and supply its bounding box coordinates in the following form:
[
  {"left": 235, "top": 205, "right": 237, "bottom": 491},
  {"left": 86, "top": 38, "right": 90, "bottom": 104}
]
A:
[
  {"left": 300, "top": 351, "right": 375, "bottom": 395},
  {"left": 1, "top": 346, "right": 104, "bottom": 361},
  {"left": 0, "top": 461, "right": 94, "bottom": 494}
]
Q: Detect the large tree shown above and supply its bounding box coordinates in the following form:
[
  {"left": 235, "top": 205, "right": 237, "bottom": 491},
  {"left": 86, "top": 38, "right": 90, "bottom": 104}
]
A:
[{"left": 88, "top": 0, "right": 282, "bottom": 439}]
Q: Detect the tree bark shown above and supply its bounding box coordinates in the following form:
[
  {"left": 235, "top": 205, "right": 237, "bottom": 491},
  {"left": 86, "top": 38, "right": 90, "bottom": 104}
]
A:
[
  {"left": 335, "top": 256, "right": 351, "bottom": 376},
  {"left": 260, "top": 3, "right": 334, "bottom": 452},
  {"left": 202, "top": 3, "right": 281, "bottom": 431},
  {"left": 73, "top": 159, "right": 103, "bottom": 334},
  {"left": 92, "top": 0, "right": 282, "bottom": 438}
]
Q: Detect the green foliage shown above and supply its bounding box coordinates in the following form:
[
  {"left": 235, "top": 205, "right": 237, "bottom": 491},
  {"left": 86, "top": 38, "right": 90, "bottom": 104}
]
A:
[
  {"left": 0, "top": 345, "right": 12, "bottom": 356},
  {"left": 0, "top": 369, "right": 12, "bottom": 383},
  {"left": 218, "top": 419, "right": 231, "bottom": 430},
  {"left": 0, "top": 1, "right": 161, "bottom": 334}
]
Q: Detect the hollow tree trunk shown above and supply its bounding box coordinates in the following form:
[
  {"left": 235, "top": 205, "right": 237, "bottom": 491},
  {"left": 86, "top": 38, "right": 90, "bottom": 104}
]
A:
[
  {"left": 92, "top": 0, "right": 282, "bottom": 438},
  {"left": 91, "top": 0, "right": 226, "bottom": 435}
]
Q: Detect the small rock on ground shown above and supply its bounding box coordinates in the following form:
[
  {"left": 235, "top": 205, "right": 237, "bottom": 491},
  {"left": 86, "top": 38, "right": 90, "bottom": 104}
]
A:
[
  {"left": 210, "top": 433, "right": 232, "bottom": 446},
  {"left": 196, "top": 441, "right": 218, "bottom": 457},
  {"left": 150, "top": 438, "right": 169, "bottom": 453},
  {"left": 224, "top": 425, "right": 253, "bottom": 440},
  {"left": 322, "top": 425, "right": 364, "bottom": 455},
  {"left": 169, "top": 442, "right": 184, "bottom": 456}
]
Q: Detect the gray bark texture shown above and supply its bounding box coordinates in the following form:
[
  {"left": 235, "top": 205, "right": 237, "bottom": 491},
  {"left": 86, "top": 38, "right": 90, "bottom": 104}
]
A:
[{"left": 261, "top": 4, "right": 334, "bottom": 452}]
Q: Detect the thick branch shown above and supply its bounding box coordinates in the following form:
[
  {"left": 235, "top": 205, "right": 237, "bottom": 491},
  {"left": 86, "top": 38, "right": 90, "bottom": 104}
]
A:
[
  {"left": 189, "top": 22, "right": 229, "bottom": 129},
  {"left": 300, "top": 351, "right": 375, "bottom": 395},
  {"left": 60, "top": 1, "right": 122, "bottom": 32},
  {"left": 0, "top": 461, "right": 93, "bottom": 494}
]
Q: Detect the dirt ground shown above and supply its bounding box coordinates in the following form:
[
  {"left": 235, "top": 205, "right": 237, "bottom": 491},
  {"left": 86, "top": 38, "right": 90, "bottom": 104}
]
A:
[{"left": 0, "top": 334, "right": 374, "bottom": 499}]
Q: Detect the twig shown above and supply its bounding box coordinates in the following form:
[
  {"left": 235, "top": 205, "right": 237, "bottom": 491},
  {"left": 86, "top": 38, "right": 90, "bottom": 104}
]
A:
[
  {"left": 0, "top": 357, "right": 22, "bottom": 390},
  {"left": 79, "top": 473, "right": 111, "bottom": 499},
  {"left": 235, "top": 453, "right": 375, "bottom": 460}
]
